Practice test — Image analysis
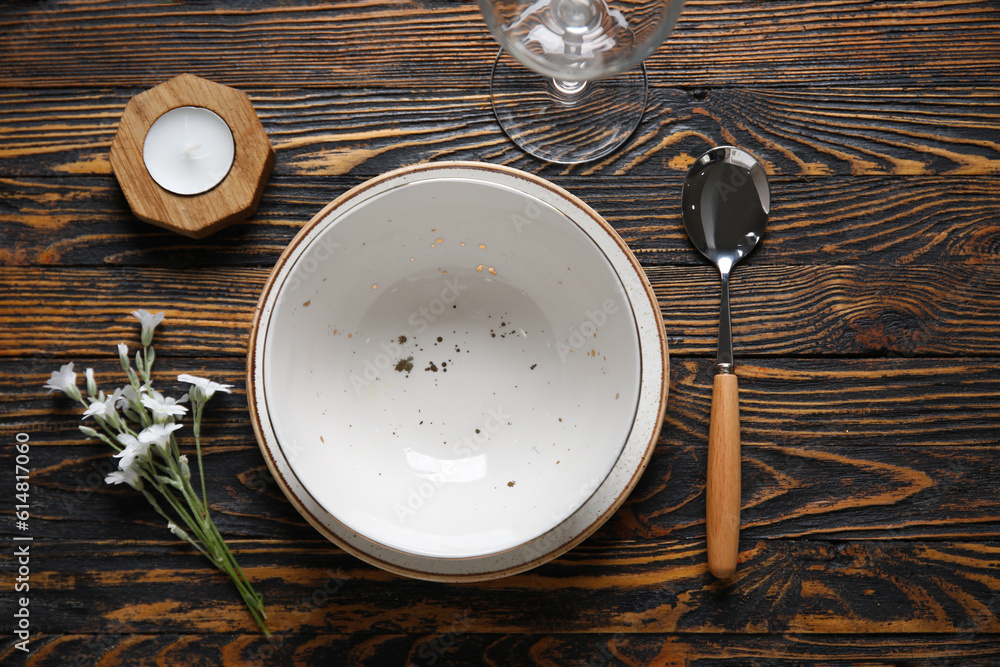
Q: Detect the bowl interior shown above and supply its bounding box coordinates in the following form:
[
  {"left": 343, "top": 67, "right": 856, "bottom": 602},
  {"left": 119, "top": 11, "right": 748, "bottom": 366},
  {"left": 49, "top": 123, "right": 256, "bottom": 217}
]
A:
[{"left": 263, "top": 176, "right": 641, "bottom": 558}]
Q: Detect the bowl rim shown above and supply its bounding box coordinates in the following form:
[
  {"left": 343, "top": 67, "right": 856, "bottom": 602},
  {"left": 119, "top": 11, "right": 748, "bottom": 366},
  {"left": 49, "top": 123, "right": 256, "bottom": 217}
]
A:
[{"left": 247, "top": 160, "right": 668, "bottom": 581}]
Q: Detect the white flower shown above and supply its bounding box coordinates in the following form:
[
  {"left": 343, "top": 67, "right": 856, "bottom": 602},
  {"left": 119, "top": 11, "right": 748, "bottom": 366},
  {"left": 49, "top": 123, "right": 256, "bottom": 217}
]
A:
[
  {"left": 114, "top": 433, "right": 149, "bottom": 469},
  {"left": 85, "top": 368, "right": 97, "bottom": 396},
  {"left": 82, "top": 395, "right": 117, "bottom": 423},
  {"left": 178, "top": 374, "right": 233, "bottom": 401},
  {"left": 81, "top": 401, "right": 105, "bottom": 419},
  {"left": 117, "top": 432, "right": 141, "bottom": 448},
  {"left": 105, "top": 465, "right": 142, "bottom": 490},
  {"left": 138, "top": 423, "right": 182, "bottom": 451},
  {"left": 112, "top": 385, "right": 140, "bottom": 411},
  {"left": 132, "top": 309, "right": 164, "bottom": 330},
  {"left": 132, "top": 309, "right": 165, "bottom": 347},
  {"left": 117, "top": 343, "right": 130, "bottom": 371},
  {"left": 141, "top": 390, "right": 188, "bottom": 421},
  {"left": 44, "top": 363, "right": 81, "bottom": 399}
]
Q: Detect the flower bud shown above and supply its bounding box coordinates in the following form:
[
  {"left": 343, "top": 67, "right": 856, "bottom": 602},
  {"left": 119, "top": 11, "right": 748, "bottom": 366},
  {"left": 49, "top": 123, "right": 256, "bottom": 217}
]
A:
[
  {"left": 167, "top": 522, "right": 190, "bottom": 541},
  {"left": 64, "top": 383, "right": 83, "bottom": 403},
  {"left": 179, "top": 454, "right": 191, "bottom": 480},
  {"left": 85, "top": 368, "right": 98, "bottom": 397},
  {"left": 131, "top": 310, "right": 164, "bottom": 348},
  {"left": 118, "top": 343, "right": 130, "bottom": 372},
  {"left": 103, "top": 406, "right": 122, "bottom": 431},
  {"left": 79, "top": 425, "right": 99, "bottom": 438}
]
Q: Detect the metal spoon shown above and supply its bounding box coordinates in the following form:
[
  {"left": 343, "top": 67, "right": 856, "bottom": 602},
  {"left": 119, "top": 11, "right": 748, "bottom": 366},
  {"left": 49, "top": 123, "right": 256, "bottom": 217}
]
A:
[{"left": 681, "top": 146, "right": 770, "bottom": 579}]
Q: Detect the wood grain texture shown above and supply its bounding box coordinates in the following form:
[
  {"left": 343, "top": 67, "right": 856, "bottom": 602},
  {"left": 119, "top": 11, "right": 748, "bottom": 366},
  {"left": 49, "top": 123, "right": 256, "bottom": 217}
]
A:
[
  {"left": 2, "top": 175, "right": 998, "bottom": 268},
  {"left": 2, "top": 0, "right": 999, "bottom": 663},
  {"left": 0, "top": 536, "right": 997, "bottom": 636},
  {"left": 4, "top": 633, "right": 1000, "bottom": 667},
  {"left": 1, "top": 0, "right": 999, "bottom": 89},
  {"left": 706, "top": 373, "right": 741, "bottom": 579},
  {"left": 3, "top": 263, "right": 999, "bottom": 358},
  {"left": 1, "top": 85, "right": 998, "bottom": 179},
  {"left": 4, "top": 359, "right": 1000, "bottom": 544}
]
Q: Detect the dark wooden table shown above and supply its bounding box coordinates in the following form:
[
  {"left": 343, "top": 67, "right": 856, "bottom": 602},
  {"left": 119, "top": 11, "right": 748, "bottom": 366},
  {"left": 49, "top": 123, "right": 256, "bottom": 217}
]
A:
[{"left": 3, "top": 1, "right": 1000, "bottom": 665}]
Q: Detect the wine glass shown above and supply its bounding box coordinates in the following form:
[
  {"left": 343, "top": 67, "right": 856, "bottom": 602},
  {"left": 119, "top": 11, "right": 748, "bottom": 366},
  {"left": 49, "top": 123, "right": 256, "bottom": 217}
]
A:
[{"left": 477, "top": 0, "right": 685, "bottom": 164}]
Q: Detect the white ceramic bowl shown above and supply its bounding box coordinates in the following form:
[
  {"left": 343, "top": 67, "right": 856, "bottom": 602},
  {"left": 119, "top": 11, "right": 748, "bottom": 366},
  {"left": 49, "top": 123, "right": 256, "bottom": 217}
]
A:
[{"left": 248, "top": 162, "right": 667, "bottom": 580}]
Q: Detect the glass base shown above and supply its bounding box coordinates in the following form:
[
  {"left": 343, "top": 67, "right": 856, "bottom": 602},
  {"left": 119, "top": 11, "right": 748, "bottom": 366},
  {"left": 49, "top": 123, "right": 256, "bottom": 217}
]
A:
[{"left": 489, "top": 49, "right": 648, "bottom": 164}]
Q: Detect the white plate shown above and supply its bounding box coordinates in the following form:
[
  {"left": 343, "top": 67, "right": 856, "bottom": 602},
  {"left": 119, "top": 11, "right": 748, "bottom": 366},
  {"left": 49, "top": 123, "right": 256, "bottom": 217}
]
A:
[{"left": 248, "top": 162, "right": 668, "bottom": 580}]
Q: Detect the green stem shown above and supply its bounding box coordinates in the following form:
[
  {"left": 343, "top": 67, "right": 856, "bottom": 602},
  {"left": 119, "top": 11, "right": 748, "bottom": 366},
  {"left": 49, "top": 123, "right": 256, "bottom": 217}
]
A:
[
  {"left": 151, "top": 443, "right": 200, "bottom": 520},
  {"left": 208, "top": 519, "right": 267, "bottom": 610},
  {"left": 97, "top": 418, "right": 127, "bottom": 448},
  {"left": 171, "top": 469, "right": 270, "bottom": 635},
  {"left": 89, "top": 429, "right": 121, "bottom": 452},
  {"left": 191, "top": 400, "right": 209, "bottom": 517},
  {"left": 143, "top": 455, "right": 272, "bottom": 636},
  {"left": 126, "top": 368, "right": 151, "bottom": 429},
  {"left": 141, "top": 462, "right": 213, "bottom": 551},
  {"left": 140, "top": 469, "right": 269, "bottom": 635},
  {"left": 140, "top": 345, "right": 154, "bottom": 386},
  {"left": 140, "top": 489, "right": 213, "bottom": 562}
]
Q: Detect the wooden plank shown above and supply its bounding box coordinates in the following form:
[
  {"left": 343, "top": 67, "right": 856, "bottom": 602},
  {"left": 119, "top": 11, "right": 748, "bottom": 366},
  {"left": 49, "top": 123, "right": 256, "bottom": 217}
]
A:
[
  {"left": 5, "top": 358, "right": 1000, "bottom": 543},
  {"left": 0, "top": 1, "right": 998, "bottom": 88},
  {"left": 653, "top": 263, "right": 1000, "bottom": 356},
  {"left": 1, "top": 537, "right": 997, "bottom": 636},
  {"left": 9, "top": 437, "right": 1000, "bottom": 544},
  {"left": 2, "top": 264, "right": 1000, "bottom": 357},
  {"left": 12, "top": 358, "right": 1000, "bottom": 452},
  {"left": 1, "top": 85, "right": 998, "bottom": 178},
  {"left": 3, "top": 632, "right": 1000, "bottom": 666},
  {"left": 2, "top": 174, "right": 999, "bottom": 268}
]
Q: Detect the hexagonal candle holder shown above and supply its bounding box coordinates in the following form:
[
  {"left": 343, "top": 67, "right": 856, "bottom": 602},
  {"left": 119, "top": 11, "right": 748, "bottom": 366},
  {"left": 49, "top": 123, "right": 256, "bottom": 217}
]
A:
[{"left": 109, "top": 74, "right": 275, "bottom": 239}]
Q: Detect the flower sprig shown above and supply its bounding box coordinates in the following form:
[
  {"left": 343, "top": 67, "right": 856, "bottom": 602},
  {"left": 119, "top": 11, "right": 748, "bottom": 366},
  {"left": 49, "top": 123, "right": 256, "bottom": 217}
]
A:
[{"left": 44, "top": 310, "right": 269, "bottom": 636}]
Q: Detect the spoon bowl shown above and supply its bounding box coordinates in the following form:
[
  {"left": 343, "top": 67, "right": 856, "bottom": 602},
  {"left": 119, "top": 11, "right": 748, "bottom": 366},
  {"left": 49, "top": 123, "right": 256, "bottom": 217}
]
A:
[{"left": 681, "top": 146, "right": 770, "bottom": 579}]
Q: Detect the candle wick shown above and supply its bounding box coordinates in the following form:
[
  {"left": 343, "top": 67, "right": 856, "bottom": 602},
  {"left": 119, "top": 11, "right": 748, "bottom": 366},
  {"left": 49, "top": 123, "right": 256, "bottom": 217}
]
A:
[{"left": 181, "top": 143, "right": 203, "bottom": 158}]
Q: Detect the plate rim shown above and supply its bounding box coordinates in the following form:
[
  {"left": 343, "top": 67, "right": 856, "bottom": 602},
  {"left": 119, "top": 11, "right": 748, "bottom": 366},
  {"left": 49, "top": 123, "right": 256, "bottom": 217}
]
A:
[{"left": 246, "top": 160, "right": 669, "bottom": 581}]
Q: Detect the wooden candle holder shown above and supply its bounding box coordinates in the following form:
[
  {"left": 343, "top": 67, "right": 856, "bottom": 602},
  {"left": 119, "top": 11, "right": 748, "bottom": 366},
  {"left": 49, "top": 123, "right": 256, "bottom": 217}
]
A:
[{"left": 109, "top": 74, "right": 275, "bottom": 239}]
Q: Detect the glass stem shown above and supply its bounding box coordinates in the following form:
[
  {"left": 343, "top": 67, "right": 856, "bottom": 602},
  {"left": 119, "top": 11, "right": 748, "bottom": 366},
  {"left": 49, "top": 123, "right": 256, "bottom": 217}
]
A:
[{"left": 549, "top": 78, "right": 589, "bottom": 104}]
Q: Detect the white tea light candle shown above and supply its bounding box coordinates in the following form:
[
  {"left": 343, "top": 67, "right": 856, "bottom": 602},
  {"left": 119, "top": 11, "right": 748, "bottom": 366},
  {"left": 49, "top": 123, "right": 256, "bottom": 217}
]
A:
[
  {"left": 110, "top": 74, "right": 275, "bottom": 238},
  {"left": 143, "top": 106, "right": 235, "bottom": 196}
]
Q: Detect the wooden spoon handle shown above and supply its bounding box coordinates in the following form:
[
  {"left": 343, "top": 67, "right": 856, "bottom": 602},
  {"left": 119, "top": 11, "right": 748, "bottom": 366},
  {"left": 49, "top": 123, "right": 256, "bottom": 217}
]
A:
[{"left": 707, "top": 372, "right": 741, "bottom": 579}]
